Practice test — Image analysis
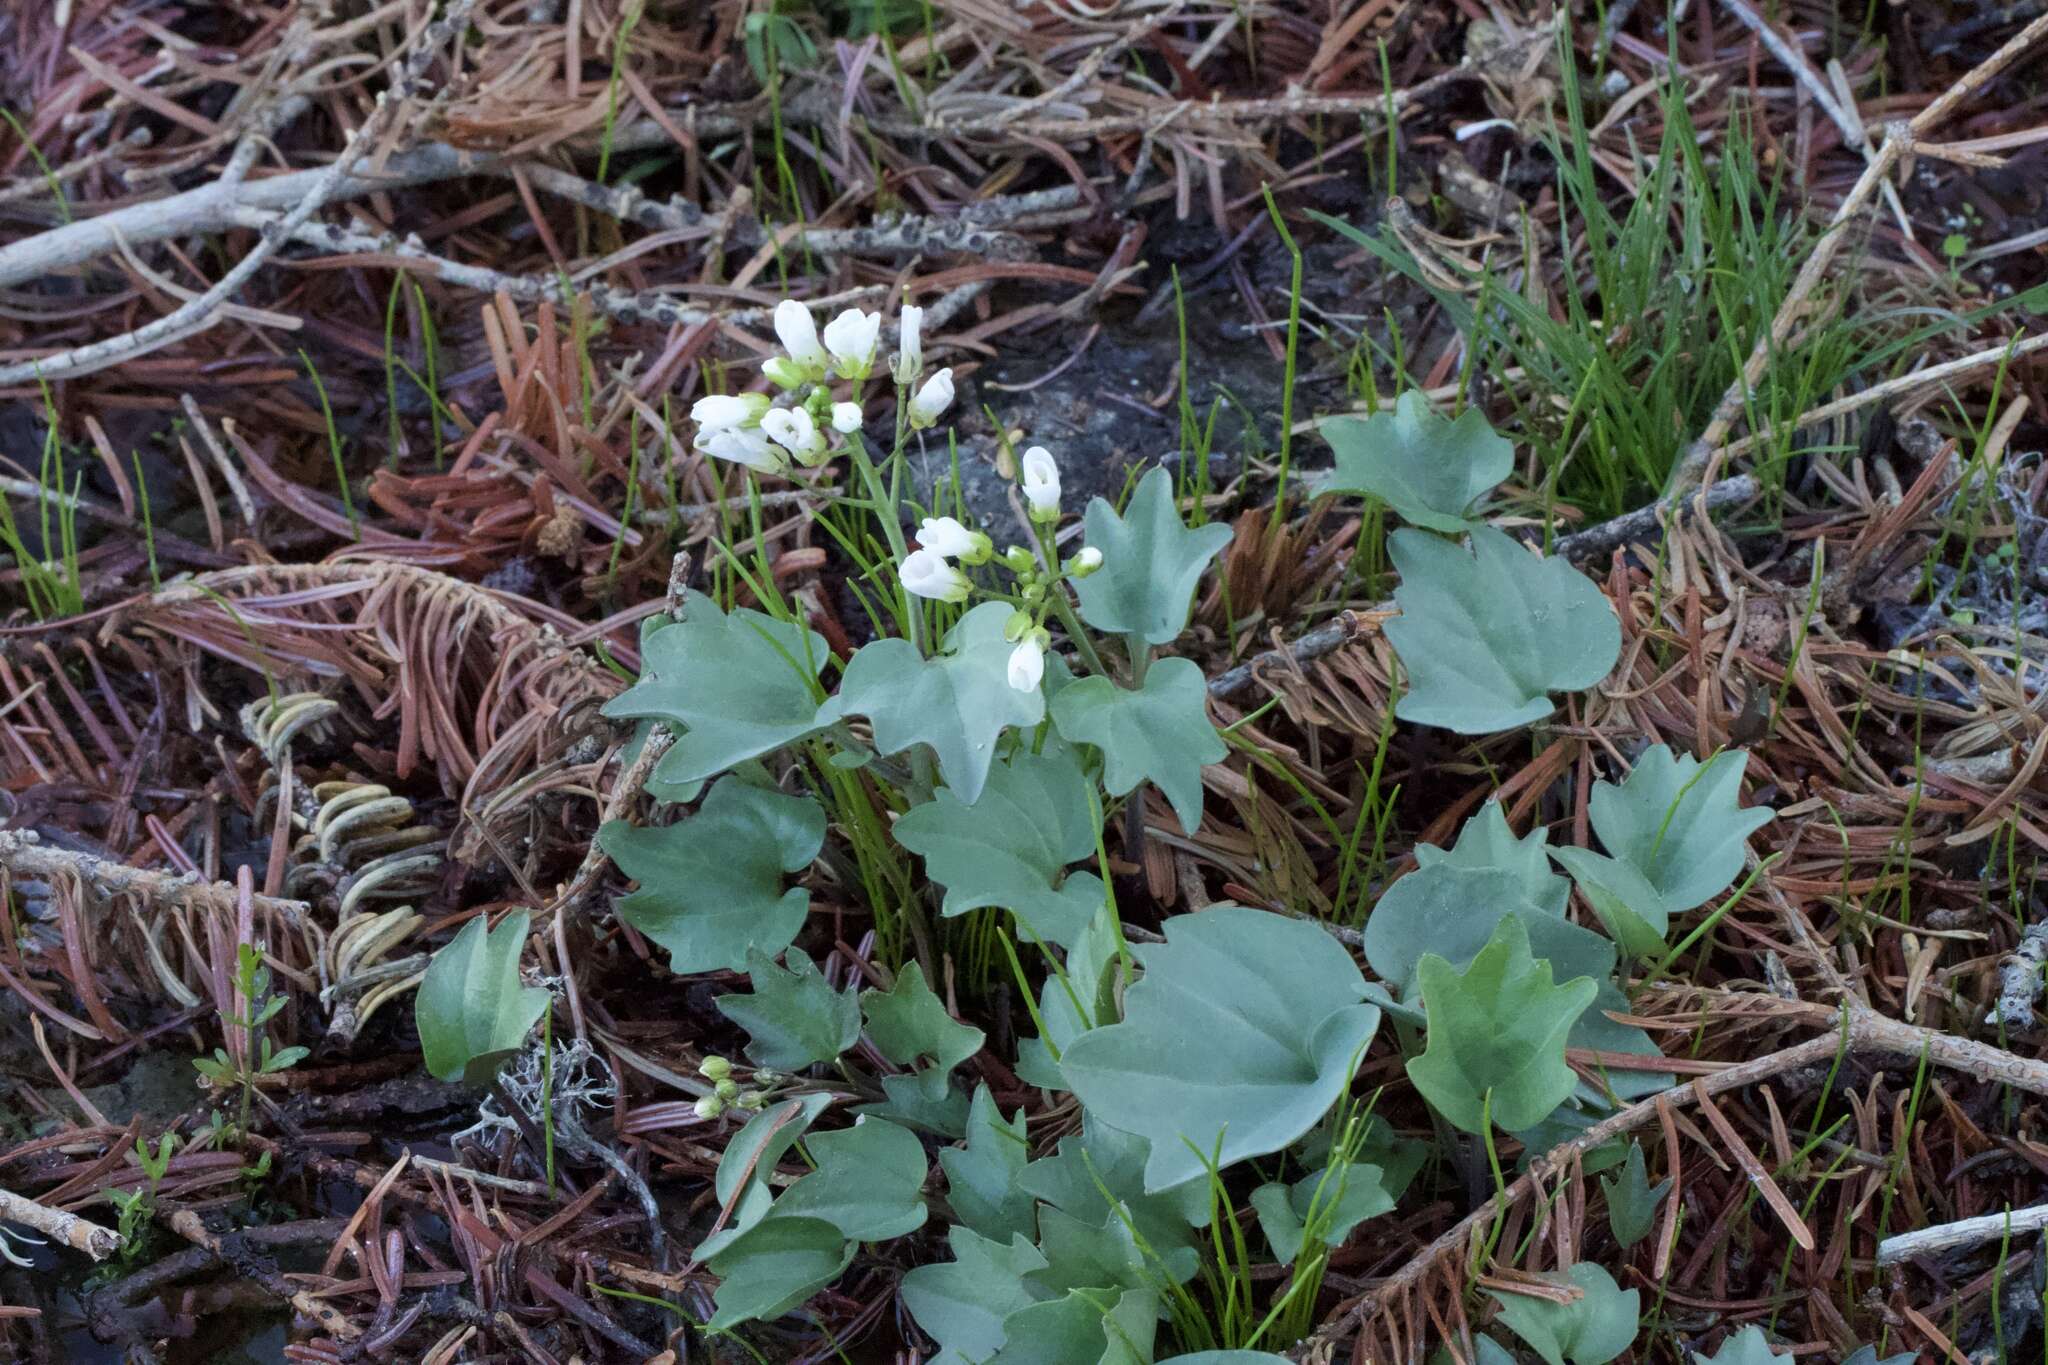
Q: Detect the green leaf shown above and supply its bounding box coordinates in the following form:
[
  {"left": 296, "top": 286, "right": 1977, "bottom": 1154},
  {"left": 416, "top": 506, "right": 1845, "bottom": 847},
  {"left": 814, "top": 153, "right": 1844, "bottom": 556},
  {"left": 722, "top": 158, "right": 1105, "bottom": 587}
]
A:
[
  {"left": 1251, "top": 1158, "right": 1395, "bottom": 1266},
  {"left": 1490, "top": 1262, "right": 1639, "bottom": 1365},
  {"left": 1071, "top": 466, "right": 1233, "bottom": 645},
  {"left": 714, "top": 949, "right": 860, "bottom": 1070},
  {"left": 770, "top": 1117, "right": 929, "bottom": 1242},
  {"left": 1384, "top": 525, "right": 1620, "bottom": 734},
  {"left": 901, "top": 1226, "right": 1049, "bottom": 1361},
  {"left": 1431, "top": 1340, "right": 1519, "bottom": 1365},
  {"left": 704, "top": 1214, "right": 853, "bottom": 1330},
  {"left": 1691, "top": 1326, "right": 1790, "bottom": 1364},
  {"left": 1414, "top": 801, "right": 1569, "bottom": 917},
  {"left": 940, "top": 1084, "right": 1036, "bottom": 1242},
  {"left": 1018, "top": 1119, "right": 1209, "bottom": 1284},
  {"left": 601, "top": 591, "right": 830, "bottom": 786},
  {"left": 1050, "top": 657, "right": 1225, "bottom": 835},
  {"left": 1841, "top": 1348, "right": 1917, "bottom": 1365},
  {"left": 1017, "top": 904, "right": 1124, "bottom": 1090},
  {"left": 1316, "top": 390, "right": 1513, "bottom": 532},
  {"left": 861, "top": 960, "right": 986, "bottom": 1078},
  {"left": 823, "top": 601, "right": 1045, "bottom": 804},
  {"left": 1030, "top": 1205, "right": 1152, "bottom": 1296},
  {"left": 1601, "top": 1140, "right": 1670, "bottom": 1249},
  {"left": 708, "top": 1094, "right": 833, "bottom": 1244},
  {"left": 598, "top": 776, "right": 825, "bottom": 974},
  {"left": 1407, "top": 916, "right": 1597, "bottom": 1135},
  {"left": 859, "top": 1071, "right": 971, "bottom": 1137},
  {"left": 1060, "top": 906, "right": 1380, "bottom": 1191},
  {"left": 1550, "top": 846, "right": 1673, "bottom": 958},
  {"left": 1363, "top": 864, "right": 1616, "bottom": 1002},
  {"left": 1588, "top": 747, "right": 1773, "bottom": 911},
  {"left": 415, "top": 910, "right": 549, "bottom": 1085},
  {"left": 893, "top": 746, "right": 1107, "bottom": 949},
  {"left": 989, "top": 1287, "right": 1158, "bottom": 1365}
]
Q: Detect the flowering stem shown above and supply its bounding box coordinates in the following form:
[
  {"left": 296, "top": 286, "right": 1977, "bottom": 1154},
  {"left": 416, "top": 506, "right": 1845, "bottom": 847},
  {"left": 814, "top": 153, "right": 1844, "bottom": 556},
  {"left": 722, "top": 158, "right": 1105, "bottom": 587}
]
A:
[{"left": 1049, "top": 590, "right": 1108, "bottom": 679}]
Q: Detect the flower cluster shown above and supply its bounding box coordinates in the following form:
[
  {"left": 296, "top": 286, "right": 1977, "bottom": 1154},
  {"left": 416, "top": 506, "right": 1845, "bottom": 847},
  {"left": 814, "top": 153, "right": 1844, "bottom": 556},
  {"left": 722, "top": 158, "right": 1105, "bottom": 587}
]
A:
[
  {"left": 690, "top": 300, "right": 955, "bottom": 476},
  {"left": 690, "top": 1054, "right": 774, "bottom": 1121},
  {"left": 897, "top": 444, "right": 1102, "bottom": 692}
]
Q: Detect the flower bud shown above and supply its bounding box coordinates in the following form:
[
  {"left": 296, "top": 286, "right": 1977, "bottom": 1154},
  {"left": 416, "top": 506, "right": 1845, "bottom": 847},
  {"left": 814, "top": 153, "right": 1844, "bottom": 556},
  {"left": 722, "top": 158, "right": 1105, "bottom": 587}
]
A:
[
  {"left": 1006, "top": 636, "right": 1046, "bottom": 692},
  {"left": 1004, "top": 609, "right": 1033, "bottom": 642},
  {"left": 699, "top": 1055, "right": 732, "bottom": 1081},
  {"left": 693, "top": 1095, "right": 725, "bottom": 1120},
  {"left": 830, "top": 401, "right": 864, "bottom": 434},
  {"left": 1021, "top": 446, "right": 1060, "bottom": 521},
  {"left": 908, "top": 367, "right": 954, "bottom": 429},
  {"left": 893, "top": 303, "right": 923, "bottom": 385},
  {"left": 1003, "top": 545, "right": 1036, "bottom": 574},
  {"left": 762, "top": 356, "right": 809, "bottom": 391},
  {"left": 1068, "top": 546, "right": 1103, "bottom": 578},
  {"left": 715, "top": 1077, "right": 741, "bottom": 1101}
]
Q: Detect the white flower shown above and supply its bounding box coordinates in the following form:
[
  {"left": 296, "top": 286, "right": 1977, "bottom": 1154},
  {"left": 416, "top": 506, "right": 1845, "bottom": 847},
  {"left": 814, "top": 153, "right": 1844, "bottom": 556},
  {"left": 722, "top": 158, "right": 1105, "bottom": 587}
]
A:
[
  {"left": 830, "top": 401, "right": 864, "bottom": 434},
  {"left": 918, "top": 516, "right": 978, "bottom": 559},
  {"left": 690, "top": 393, "right": 766, "bottom": 433},
  {"left": 899, "top": 548, "right": 970, "bottom": 603},
  {"left": 908, "top": 367, "right": 953, "bottom": 429},
  {"left": 699, "top": 425, "right": 785, "bottom": 474},
  {"left": 773, "top": 300, "right": 829, "bottom": 378},
  {"left": 1021, "top": 446, "right": 1060, "bottom": 520},
  {"left": 761, "top": 406, "right": 825, "bottom": 462},
  {"left": 1068, "top": 546, "right": 1103, "bottom": 577},
  {"left": 893, "top": 304, "right": 923, "bottom": 384},
  {"left": 1006, "top": 637, "right": 1046, "bottom": 692},
  {"left": 823, "top": 308, "right": 882, "bottom": 380},
  {"left": 919, "top": 515, "right": 992, "bottom": 565}
]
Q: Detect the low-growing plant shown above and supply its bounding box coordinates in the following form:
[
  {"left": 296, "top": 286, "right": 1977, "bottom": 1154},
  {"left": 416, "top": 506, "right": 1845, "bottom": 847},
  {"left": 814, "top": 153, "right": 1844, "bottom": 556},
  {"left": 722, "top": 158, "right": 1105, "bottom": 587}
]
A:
[
  {"left": 194, "top": 942, "right": 309, "bottom": 1145},
  {"left": 412, "top": 292, "right": 1783, "bottom": 1361}
]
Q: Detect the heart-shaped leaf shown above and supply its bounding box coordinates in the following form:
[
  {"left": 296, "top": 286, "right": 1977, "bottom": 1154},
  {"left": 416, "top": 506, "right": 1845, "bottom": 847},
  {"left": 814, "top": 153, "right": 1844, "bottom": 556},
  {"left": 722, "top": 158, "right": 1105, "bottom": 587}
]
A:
[
  {"left": 1414, "top": 801, "right": 1569, "bottom": 917},
  {"left": 892, "top": 746, "right": 1107, "bottom": 949},
  {"left": 940, "top": 1084, "right": 1036, "bottom": 1243},
  {"left": 1252, "top": 1160, "right": 1394, "bottom": 1266},
  {"left": 1385, "top": 525, "right": 1620, "bottom": 734},
  {"left": 901, "top": 1226, "right": 1049, "bottom": 1361},
  {"left": 1408, "top": 916, "right": 1597, "bottom": 1135},
  {"left": 602, "top": 591, "right": 831, "bottom": 786},
  {"left": 1019, "top": 1119, "right": 1209, "bottom": 1284},
  {"left": 707, "top": 1094, "right": 833, "bottom": 1246},
  {"left": 598, "top": 777, "right": 824, "bottom": 974},
  {"left": 1363, "top": 863, "right": 1616, "bottom": 1002},
  {"left": 1550, "top": 846, "right": 1674, "bottom": 958},
  {"left": 861, "top": 960, "right": 986, "bottom": 1076},
  {"left": 824, "top": 601, "right": 1045, "bottom": 804},
  {"left": 1017, "top": 904, "right": 1124, "bottom": 1090},
  {"left": 704, "top": 1214, "right": 854, "bottom": 1330},
  {"left": 714, "top": 948, "right": 859, "bottom": 1070},
  {"left": 1490, "top": 1262, "right": 1639, "bottom": 1365},
  {"left": 989, "top": 1286, "right": 1158, "bottom": 1365},
  {"left": 416, "top": 911, "right": 550, "bottom": 1085},
  {"left": 1588, "top": 747, "right": 1772, "bottom": 911},
  {"left": 1601, "top": 1140, "right": 1671, "bottom": 1249},
  {"left": 1060, "top": 906, "right": 1381, "bottom": 1191},
  {"left": 769, "top": 1116, "right": 929, "bottom": 1242},
  {"left": 859, "top": 1071, "right": 972, "bottom": 1137},
  {"left": 1050, "top": 656, "right": 1224, "bottom": 834},
  {"left": 1691, "top": 1326, "right": 1790, "bottom": 1364},
  {"left": 1316, "top": 391, "right": 1513, "bottom": 532},
  {"left": 1072, "top": 466, "right": 1233, "bottom": 645}
]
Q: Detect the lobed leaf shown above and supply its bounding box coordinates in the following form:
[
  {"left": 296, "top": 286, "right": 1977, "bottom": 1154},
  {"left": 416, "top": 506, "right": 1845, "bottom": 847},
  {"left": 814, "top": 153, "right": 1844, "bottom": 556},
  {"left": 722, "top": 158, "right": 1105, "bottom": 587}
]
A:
[{"left": 1316, "top": 390, "right": 1513, "bottom": 532}]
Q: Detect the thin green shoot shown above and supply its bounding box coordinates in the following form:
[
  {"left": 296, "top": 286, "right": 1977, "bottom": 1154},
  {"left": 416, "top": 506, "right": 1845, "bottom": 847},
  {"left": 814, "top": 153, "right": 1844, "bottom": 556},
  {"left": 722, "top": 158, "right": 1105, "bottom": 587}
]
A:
[
  {"left": 297, "top": 348, "right": 357, "bottom": 536},
  {"left": 1, "top": 108, "right": 70, "bottom": 222},
  {"left": 597, "top": 1, "right": 647, "bottom": 184}
]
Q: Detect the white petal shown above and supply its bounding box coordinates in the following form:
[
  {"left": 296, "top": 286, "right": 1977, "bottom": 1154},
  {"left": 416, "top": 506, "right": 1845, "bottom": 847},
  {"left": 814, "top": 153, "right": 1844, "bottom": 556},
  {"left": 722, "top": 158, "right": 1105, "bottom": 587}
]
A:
[
  {"left": 831, "top": 401, "right": 864, "bottom": 434},
  {"left": 773, "top": 299, "right": 827, "bottom": 371},
  {"left": 1006, "top": 640, "right": 1046, "bottom": 692},
  {"left": 908, "top": 367, "right": 954, "bottom": 428},
  {"left": 918, "top": 516, "right": 977, "bottom": 560}
]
